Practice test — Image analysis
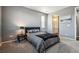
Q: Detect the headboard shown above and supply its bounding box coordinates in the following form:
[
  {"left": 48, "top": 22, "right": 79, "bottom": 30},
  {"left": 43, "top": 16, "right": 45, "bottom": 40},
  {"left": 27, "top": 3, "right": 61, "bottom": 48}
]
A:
[{"left": 25, "top": 27, "right": 40, "bottom": 33}]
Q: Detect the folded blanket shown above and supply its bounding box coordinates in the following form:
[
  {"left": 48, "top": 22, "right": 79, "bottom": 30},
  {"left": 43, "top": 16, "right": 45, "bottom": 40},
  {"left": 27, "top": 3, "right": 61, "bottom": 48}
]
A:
[{"left": 36, "top": 33, "right": 58, "bottom": 41}]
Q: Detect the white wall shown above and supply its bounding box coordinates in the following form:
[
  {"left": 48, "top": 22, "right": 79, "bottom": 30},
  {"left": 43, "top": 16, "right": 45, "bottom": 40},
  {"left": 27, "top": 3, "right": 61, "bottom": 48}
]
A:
[
  {"left": 47, "top": 14, "right": 53, "bottom": 33},
  {"left": 47, "top": 6, "right": 75, "bottom": 39}
]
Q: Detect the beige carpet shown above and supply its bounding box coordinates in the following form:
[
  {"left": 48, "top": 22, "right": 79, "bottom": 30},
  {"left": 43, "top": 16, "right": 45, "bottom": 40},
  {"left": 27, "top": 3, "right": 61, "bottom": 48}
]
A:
[
  {"left": 0, "top": 40, "right": 37, "bottom": 53},
  {"left": 0, "top": 39, "right": 79, "bottom": 53}
]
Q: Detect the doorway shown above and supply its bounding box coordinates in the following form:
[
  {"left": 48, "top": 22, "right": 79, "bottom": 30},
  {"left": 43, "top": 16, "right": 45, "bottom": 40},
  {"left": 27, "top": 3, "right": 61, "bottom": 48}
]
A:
[{"left": 52, "top": 16, "right": 59, "bottom": 35}]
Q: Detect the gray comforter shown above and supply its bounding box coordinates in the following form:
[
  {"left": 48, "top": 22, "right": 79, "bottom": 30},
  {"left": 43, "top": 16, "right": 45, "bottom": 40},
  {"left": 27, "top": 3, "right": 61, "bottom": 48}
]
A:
[{"left": 27, "top": 32, "right": 59, "bottom": 53}]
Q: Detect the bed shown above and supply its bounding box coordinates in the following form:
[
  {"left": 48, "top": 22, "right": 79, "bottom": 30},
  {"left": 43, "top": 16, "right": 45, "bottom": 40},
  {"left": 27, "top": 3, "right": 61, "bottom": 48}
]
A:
[{"left": 25, "top": 27, "right": 60, "bottom": 53}]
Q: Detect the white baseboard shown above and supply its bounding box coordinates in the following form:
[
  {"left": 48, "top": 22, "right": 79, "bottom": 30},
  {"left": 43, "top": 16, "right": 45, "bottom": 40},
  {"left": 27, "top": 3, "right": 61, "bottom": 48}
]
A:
[
  {"left": 0, "top": 40, "right": 16, "bottom": 46},
  {"left": 1, "top": 40, "right": 16, "bottom": 44}
]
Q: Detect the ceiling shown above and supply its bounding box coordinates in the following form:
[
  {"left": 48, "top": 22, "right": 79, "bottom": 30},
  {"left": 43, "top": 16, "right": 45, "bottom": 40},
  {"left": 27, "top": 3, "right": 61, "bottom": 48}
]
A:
[{"left": 25, "top": 6, "right": 69, "bottom": 14}]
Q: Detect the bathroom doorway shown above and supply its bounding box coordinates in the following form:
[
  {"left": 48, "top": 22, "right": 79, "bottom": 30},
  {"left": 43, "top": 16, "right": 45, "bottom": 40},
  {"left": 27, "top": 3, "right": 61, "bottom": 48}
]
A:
[{"left": 52, "top": 16, "right": 59, "bottom": 35}]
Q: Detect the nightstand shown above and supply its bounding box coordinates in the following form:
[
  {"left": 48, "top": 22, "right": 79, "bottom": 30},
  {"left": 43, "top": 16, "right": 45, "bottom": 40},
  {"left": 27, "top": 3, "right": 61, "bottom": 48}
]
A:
[{"left": 17, "top": 34, "right": 27, "bottom": 43}]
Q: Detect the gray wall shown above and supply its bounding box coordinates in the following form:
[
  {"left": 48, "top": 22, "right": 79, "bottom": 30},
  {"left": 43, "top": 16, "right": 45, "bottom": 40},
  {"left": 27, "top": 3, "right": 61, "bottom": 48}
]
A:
[
  {"left": 47, "top": 6, "right": 75, "bottom": 39},
  {"left": 0, "top": 6, "right": 1, "bottom": 42},
  {"left": 2, "top": 6, "right": 47, "bottom": 42}
]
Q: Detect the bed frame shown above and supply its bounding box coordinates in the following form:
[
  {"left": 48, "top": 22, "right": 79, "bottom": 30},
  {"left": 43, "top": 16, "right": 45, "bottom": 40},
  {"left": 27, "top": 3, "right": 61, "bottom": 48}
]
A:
[{"left": 25, "top": 27, "right": 40, "bottom": 33}]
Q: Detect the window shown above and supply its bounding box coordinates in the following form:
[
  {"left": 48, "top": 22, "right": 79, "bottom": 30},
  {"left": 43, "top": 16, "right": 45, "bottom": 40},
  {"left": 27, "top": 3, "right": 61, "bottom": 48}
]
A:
[{"left": 41, "top": 15, "right": 45, "bottom": 28}]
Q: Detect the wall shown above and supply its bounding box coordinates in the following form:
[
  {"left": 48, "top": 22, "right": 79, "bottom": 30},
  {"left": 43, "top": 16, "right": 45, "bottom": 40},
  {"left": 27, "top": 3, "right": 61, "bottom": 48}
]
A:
[
  {"left": 47, "top": 6, "right": 75, "bottom": 39},
  {"left": 0, "top": 6, "right": 1, "bottom": 43},
  {"left": 2, "top": 6, "right": 47, "bottom": 42}
]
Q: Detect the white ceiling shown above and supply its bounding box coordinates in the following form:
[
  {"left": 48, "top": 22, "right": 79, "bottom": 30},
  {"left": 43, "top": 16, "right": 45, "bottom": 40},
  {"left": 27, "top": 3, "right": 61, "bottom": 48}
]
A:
[{"left": 25, "top": 6, "right": 69, "bottom": 14}]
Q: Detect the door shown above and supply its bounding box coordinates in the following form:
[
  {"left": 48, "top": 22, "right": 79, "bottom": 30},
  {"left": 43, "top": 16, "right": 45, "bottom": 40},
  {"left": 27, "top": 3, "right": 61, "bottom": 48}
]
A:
[{"left": 52, "top": 16, "right": 59, "bottom": 35}]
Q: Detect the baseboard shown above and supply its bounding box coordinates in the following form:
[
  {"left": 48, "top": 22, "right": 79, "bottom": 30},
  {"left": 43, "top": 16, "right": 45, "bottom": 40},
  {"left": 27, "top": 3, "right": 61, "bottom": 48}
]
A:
[
  {"left": 1, "top": 40, "right": 16, "bottom": 44},
  {"left": 0, "top": 40, "right": 16, "bottom": 46}
]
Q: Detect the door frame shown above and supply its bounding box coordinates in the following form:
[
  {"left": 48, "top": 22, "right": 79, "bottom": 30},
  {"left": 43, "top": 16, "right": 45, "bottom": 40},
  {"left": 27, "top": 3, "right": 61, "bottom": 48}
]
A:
[{"left": 75, "top": 7, "right": 79, "bottom": 40}]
